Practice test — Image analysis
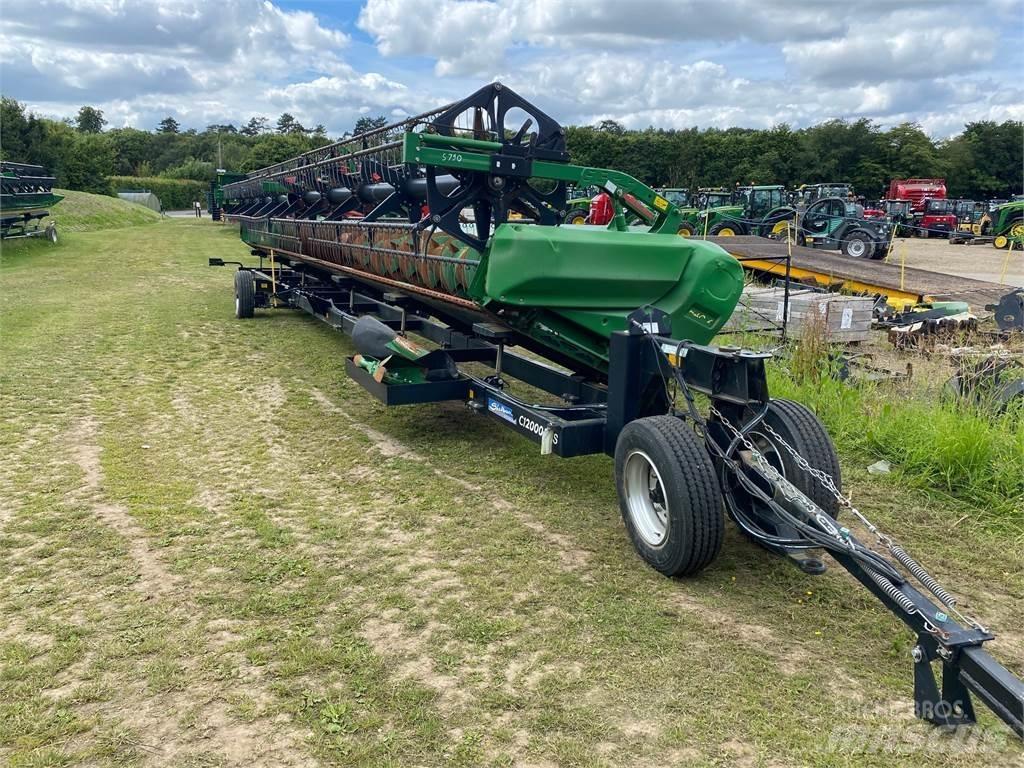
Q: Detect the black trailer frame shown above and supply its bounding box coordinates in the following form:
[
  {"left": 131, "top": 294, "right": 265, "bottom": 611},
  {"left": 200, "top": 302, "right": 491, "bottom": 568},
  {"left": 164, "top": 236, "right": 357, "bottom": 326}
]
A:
[
  {"left": 0, "top": 211, "right": 57, "bottom": 242},
  {"left": 211, "top": 253, "right": 1023, "bottom": 739}
]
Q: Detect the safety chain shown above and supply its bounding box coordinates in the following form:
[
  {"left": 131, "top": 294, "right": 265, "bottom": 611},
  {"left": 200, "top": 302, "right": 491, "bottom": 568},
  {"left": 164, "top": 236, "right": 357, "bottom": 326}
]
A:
[{"left": 708, "top": 405, "right": 985, "bottom": 634}]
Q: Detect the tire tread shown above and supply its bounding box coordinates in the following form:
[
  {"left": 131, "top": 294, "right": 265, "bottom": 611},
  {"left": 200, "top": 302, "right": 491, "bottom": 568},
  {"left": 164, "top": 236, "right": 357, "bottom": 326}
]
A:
[{"left": 616, "top": 416, "right": 723, "bottom": 576}]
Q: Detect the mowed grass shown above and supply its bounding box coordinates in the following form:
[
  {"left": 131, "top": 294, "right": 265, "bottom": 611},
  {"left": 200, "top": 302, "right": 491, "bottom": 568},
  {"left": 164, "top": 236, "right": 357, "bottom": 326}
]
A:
[{"left": 1, "top": 216, "right": 1022, "bottom": 767}]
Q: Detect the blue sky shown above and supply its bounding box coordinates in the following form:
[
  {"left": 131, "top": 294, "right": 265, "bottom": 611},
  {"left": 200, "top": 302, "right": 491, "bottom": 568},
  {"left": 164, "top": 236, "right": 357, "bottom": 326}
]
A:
[{"left": 2, "top": 0, "right": 1021, "bottom": 138}]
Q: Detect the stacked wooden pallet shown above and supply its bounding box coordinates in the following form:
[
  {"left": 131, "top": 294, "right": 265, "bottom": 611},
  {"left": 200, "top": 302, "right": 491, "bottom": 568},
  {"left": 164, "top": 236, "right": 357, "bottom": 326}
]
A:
[{"left": 723, "top": 285, "right": 874, "bottom": 342}]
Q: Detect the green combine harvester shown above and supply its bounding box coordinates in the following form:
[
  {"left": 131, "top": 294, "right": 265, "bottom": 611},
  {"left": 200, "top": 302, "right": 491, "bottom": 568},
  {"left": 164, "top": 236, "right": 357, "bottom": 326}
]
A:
[
  {"left": 213, "top": 83, "right": 1023, "bottom": 739},
  {"left": 0, "top": 161, "right": 63, "bottom": 242}
]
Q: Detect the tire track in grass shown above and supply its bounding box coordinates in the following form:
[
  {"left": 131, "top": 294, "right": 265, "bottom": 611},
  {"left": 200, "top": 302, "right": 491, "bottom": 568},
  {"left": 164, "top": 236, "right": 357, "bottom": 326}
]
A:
[
  {"left": 62, "top": 413, "right": 321, "bottom": 767},
  {"left": 303, "top": 384, "right": 844, "bottom": 760},
  {"left": 309, "top": 387, "right": 592, "bottom": 575},
  {"left": 69, "top": 416, "right": 180, "bottom": 598},
  {"left": 308, "top": 387, "right": 810, "bottom": 668}
]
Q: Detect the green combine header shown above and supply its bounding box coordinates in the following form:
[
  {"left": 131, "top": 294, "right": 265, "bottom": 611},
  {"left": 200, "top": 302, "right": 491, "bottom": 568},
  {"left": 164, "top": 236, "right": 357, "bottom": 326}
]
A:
[
  {"left": 1, "top": 161, "right": 63, "bottom": 242},
  {"left": 214, "top": 83, "right": 1024, "bottom": 739},
  {"left": 221, "top": 85, "right": 742, "bottom": 376}
]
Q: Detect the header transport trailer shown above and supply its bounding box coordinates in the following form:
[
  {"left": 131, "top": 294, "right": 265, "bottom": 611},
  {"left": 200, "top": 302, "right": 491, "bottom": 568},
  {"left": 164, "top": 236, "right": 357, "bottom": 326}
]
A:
[
  {"left": 214, "top": 83, "right": 1023, "bottom": 739},
  {"left": 0, "top": 161, "right": 63, "bottom": 242}
]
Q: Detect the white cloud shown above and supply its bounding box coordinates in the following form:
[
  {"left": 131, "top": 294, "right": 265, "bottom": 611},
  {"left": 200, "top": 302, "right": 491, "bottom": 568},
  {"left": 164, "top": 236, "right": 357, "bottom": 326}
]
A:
[
  {"left": 782, "top": 11, "right": 995, "bottom": 85},
  {"left": 0, "top": 0, "right": 351, "bottom": 107},
  {"left": 1, "top": 0, "right": 1020, "bottom": 137},
  {"left": 359, "top": 0, "right": 1021, "bottom": 76}
]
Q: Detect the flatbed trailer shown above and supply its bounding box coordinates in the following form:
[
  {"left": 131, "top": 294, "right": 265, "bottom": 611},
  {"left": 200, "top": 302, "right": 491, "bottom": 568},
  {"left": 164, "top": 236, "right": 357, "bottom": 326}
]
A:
[{"left": 716, "top": 236, "right": 1009, "bottom": 311}]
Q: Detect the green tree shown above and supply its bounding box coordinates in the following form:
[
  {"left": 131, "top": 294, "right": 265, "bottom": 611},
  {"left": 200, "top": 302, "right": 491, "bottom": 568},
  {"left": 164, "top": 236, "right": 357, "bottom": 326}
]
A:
[
  {"left": 884, "top": 122, "right": 940, "bottom": 179},
  {"left": 63, "top": 133, "right": 115, "bottom": 193},
  {"left": 352, "top": 115, "right": 388, "bottom": 136},
  {"left": 160, "top": 157, "right": 215, "bottom": 181},
  {"left": 107, "top": 128, "right": 154, "bottom": 175},
  {"left": 596, "top": 119, "right": 625, "bottom": 135},
  {"left": 75, "top": 106, "right": 107, "bottom": 133},
  {"left": 0, "top": 97, "right": 32, "bottom": 159},
  {"left": 240, "top": 116, "right": 268, "bottom": 136},
  {"left": 243, "top": 133, "right": 313, "bottom": 171},
  {"left": 276, "top": 113, "right": 306, "bottom": 135},
  {"left": 157, "top": 116, "right": 180, "bottom": 134}
]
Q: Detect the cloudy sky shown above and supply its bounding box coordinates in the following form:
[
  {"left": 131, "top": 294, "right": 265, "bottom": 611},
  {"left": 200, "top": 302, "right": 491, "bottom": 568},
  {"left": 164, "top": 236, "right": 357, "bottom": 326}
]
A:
[{"left": 2, "top": 0, "right": 1022, "bottom": 138}]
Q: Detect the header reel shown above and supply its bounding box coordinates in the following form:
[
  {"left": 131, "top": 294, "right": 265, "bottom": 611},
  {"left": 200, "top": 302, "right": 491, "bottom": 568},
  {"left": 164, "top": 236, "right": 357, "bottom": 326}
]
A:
[{"left": 419, "top": 82, "right": 571, "bottom": 251}]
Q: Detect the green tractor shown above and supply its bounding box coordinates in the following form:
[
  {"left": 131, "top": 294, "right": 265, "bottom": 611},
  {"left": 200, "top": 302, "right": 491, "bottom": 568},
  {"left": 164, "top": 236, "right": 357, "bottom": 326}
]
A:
[
  {"left": 563, "top": 184, "right": 598, "bottom": 225},
  {"left": 991, "top": 197, "right": 1024, "bottom": 249},
  {"left": 695, "top": 185, "right": 790, "bottom": 237},
  {"left": 671, "top": 188, "right": 724, "bottom": 236}
]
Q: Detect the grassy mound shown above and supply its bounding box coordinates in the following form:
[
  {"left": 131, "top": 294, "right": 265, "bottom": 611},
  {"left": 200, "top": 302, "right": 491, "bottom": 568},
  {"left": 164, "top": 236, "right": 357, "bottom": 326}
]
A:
[{"left": 49, "top": 189, "right": 161, "bottom": 233}]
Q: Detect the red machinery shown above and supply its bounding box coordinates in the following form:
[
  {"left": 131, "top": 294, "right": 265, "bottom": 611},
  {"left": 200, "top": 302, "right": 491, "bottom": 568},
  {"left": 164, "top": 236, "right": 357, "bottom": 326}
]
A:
[
  {"left": 916, "top": 198, "right": 958, "bottom": 238},
  {"left": 887, "top": 178, "right": 947, "bottom": 213},
  {"left": 588, "top": 190, "right": 613, "bottom": 225},
  {"left": 886, "top": 180, "right": 955, "bottom": 237}
]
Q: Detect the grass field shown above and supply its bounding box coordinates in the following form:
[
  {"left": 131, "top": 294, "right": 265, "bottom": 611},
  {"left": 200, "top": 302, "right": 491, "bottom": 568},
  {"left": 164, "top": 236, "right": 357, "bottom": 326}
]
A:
[{"left": 1, "top": 214, "right": 1022, "bottom": 767}]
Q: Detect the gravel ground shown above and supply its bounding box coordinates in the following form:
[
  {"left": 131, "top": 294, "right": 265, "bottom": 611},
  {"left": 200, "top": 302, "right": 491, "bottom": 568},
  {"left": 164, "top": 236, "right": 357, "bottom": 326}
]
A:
[{"left": 890, "top": 237, "right": 1024, "bottom": 287}]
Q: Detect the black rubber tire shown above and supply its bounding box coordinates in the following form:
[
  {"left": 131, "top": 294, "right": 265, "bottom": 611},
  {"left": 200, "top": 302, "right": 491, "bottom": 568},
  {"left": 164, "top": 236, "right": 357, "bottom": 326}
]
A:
[
  {"left": 47, "top": 225, "right": 58, "bottom": 244},
  {"left": 614, "top": 416, "right": 724, "bottom": 577},
  {"left": 842, "top": 230, "right": 875, "bottom": 259},
  {"left": 564, "top": 207, "right": 589, "bottom": 225},
  {"left": 709, "top": 221, "right": 744, "bottom": 237},
  {"left": 758, "top": 399, "right": 842, "bottom": 518},
  {"left": 234, "top": 269, "right": 255, "bottom": 318},
  {"left": 677, "top": 221, "right": 696, "bottom": 237}
]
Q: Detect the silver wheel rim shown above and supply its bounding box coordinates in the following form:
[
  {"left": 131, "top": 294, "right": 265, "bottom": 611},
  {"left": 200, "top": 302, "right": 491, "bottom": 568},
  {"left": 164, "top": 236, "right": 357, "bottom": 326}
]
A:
[
  {"left": 848, "top": 239, "right": 865, "bottom": 257},
  {"left": 623, "top": 450, "right": 669, "bottom": 547},
  {"left": 235, "top": 295, "right": 240, "bottom": 316}
]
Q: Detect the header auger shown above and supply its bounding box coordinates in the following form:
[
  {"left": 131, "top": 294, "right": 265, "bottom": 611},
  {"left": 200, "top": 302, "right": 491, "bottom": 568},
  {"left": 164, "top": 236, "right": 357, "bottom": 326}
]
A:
[{"left": 214, "top": 83, "right": 1023, "bottom": 739}]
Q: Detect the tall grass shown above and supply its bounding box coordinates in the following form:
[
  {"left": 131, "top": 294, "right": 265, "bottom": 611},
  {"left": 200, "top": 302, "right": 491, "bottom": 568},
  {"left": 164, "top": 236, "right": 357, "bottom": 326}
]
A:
[{"left": 767, "top": 345, "right": 1024, "bottom": 534}]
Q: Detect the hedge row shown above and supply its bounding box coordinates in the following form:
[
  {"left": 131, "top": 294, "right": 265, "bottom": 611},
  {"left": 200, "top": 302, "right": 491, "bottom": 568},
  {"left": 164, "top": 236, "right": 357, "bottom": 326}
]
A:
[{"left": 108, "top": 176, "right": 208, "bottom": 211}]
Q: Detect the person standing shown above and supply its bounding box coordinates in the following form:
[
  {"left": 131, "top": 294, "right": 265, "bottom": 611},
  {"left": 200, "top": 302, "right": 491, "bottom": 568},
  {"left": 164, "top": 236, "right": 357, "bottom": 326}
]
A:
[{"left": 194, "top": 200, "right": 202, "bottom": 218}]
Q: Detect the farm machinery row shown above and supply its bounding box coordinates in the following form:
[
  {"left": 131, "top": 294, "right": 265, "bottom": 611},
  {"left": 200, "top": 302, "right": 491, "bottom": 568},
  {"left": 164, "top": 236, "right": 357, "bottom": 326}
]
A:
[
  {"left": 568, "top": 176, "right": 1023, "bottom": 255},
  {"left": 213, "top": 83, "right": 1023, "bottom": 739},
  {"left": 564, "top": 182, "right": 894, "bottom": 259}
]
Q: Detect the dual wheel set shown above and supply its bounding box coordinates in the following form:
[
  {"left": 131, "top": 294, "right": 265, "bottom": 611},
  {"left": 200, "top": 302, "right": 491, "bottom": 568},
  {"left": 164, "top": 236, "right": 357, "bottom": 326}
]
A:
[{"left": 612, "top": 400, "right": 841, "bottom": 577}]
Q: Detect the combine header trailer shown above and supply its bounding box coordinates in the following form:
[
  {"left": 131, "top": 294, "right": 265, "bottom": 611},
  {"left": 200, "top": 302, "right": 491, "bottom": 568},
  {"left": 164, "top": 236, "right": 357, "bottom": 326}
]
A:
[
  {"left": 214, "top": 84, "right": 1023, "bottom": 739},
  {"left": 0, "top": 161, "right": 63, "bottom": 242}
]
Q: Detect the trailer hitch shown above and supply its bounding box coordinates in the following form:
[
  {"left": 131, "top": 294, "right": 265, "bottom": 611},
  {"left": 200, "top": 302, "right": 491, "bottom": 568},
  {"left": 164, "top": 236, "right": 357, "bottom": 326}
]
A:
[{"left": 678, "top": 391, "right": 1023, "bottom": 739}]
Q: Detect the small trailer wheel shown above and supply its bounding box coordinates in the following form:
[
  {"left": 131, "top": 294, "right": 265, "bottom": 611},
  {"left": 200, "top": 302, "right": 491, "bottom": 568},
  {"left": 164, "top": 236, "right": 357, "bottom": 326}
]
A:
[
  {"left": 47, "top": 224, "right": 58, "bottom": 244},
  {"left": 614, "top": 416, "right": 724, "bottom": 577},
  {"left": 754, "top": 399, "right": 843, "bottom": 518},
  {"left": 234, "top": 269, "right": 256, "bottom": 318}
]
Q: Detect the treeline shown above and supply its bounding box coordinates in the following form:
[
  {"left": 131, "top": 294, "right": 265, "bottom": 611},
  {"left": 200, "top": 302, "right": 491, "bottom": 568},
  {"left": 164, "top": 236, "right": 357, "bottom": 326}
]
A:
[
  {"left": 567, "top": 119, "right": 1023, "bottom": 200},
  {"left": 0, "top": 98, "right": 334, "bottom": 195},
  {"left": 2, "top": 96, "right": 1021, "bottom": 201}
]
